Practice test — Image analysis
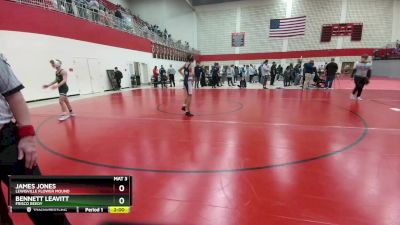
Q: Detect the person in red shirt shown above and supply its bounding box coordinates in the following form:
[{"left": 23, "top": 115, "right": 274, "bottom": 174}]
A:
[{"left": 153, "top": 66, "right": 159, "bottom": 88}]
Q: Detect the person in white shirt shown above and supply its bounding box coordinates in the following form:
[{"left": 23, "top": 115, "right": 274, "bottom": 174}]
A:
[
  {"left": 167, "top": 65, "right": 176, "bottom": 87},
  {"left": 248, "top": 65, "right": 256, "bottom": 83},
  {"left": 350, "top": 55, "right": 372, "bottom": 100},
  {"left": 226, "top": 65, "right": 234, "bottom": 86},
  {"left": 262, "top": 60, "right": 270, "bottom": 89}
]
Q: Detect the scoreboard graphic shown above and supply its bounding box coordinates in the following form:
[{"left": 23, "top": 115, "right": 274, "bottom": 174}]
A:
[
  {"left": 8, "top": 176, "right": 132, "bottom": 213},
  {"left": 321, "top": 23, "right": 363, "bottom": 42}
]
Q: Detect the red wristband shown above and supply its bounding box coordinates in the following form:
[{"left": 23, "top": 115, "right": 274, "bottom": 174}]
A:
[{"left": 18, "top": 125, "right": 36, "bottom": 138}]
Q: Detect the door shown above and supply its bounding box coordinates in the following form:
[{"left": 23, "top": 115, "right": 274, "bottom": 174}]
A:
[
  {"left": 341, "top": 62, "right": 354, "bottom": 75},
  {"left": 134, "top": 62, "right": 140, "bottom": 76},
  {"left": 140, "top": 63, "right": 149, "bottom": 84},
  {"left": 87, "top": 58, "right": 104, "bottom": 93},
  {"left": 73, "top": 58, "right": 93, "bottom": 95}
]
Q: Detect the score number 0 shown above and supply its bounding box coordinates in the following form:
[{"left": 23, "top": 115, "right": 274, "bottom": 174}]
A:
[{"left": 118, "top": 185, "right": 125, "bottom": 205}]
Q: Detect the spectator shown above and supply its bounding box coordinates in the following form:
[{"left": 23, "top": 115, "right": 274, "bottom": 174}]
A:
[
  {"left": 238, "top": 66, "right": 247, "bottom": 89},
  {"left": 194, "top": 62, "right": 202, "bottom": 88},
  {"left": 249, "top": 64, "right": 256, "bottom": 83},
  {"left": 293, "top": 64, "right": 302, "bottom": 85},
  {"left": 75, "top": 0, "right": 88, "bottom": 19},
  {"left": 211, "top": 65, "right": 219, "bottom": 88},
  {"left": 325, "top": 58, "right": 338, "bottom": 89},
  {"left": 234, "top": 66, "right": 239, "bottom": 83},
  {"left": 153, "top": 66, "right": 159, "bottom": 88},
  {"left": 227, "top": 65, "right": 234, "bottom": 86},
  {"left": 277, "top": 64, "right": 283, "bottom": 81},
  {"left": 283, "top": 64, "right": 293, "bottom": 87},
  {"left": 159, "top": 65, "right": 167, "bottom": 88},
  {"left": 200, "top": 66, "right": 207, "bottom": 87},
  {"left": 114, "top": 67, "right": 123, "bottom": 90},
  {"left": 270, "top": 62, "right": 277, "bottom": 86},
  {"left": 115, "top": 7, "right": 123, "bottom": 27},
  {"left": 303, "top": 60, "right": 318, "bottom": 89},
  {"left": 262, "top": 60, "right": 270, "bottom": 89},
  {"left": 66, "top": 0, "right": 74, "bottom": 15},
  {"left": 88, "top": 0, "right": 99, "bottom": 23},
  {"left": 167, "top": 65, "right": 176, "bottom": 87}
]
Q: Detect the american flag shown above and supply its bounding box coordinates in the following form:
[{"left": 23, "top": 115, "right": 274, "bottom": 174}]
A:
[{"left": 269, "top": 16, "right": 306, "bottom": 38}]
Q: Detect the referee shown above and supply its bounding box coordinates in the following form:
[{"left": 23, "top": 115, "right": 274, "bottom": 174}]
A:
[{"left": 0, "top": 54, "right": 70, "bottom": 225}]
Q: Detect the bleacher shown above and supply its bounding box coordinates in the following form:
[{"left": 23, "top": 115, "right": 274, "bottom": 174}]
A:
[
  {"left": 373, "top": 41, "right": 400, "bottom": 60},
  {"left": 8, "top": 0, "right": 200, "bottom": 61}
]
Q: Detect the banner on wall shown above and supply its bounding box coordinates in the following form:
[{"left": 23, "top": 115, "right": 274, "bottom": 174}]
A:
[
  {"left": 232, "top": 32, "right": 245, "bottom": 47},
  {"left": 269, "top": 16, "right": 306, "bottom": 38}
]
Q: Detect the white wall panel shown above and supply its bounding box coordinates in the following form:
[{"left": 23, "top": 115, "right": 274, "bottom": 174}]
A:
[
  {"left": 129, "top": 0, "right": 197, "bottom": 48},
  {"left": 0, "top": 31, "right": 185, "bottom": 101},
  {"left": 240, "top": 2, "right": 286, "bottom": 53},
  {"left": 197, "top": 9, "right": 237, "bottom": 54},
  {"left": 288, "top": 0, "right": 341, "bottom": 51},
  {"left": 342, "top": 0, "right": 393, "bottom": 48}
]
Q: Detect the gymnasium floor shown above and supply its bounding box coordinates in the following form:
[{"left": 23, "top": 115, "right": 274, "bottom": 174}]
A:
[{"left": 9, "top": 78, "right": 400, "bottom": 225}]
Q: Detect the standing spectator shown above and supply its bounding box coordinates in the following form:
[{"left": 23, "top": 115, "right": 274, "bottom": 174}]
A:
[
  {"left": 114, "top": 7, "right": 123, "bottom": 28},
  {"left": 283, "top": 64, "right": 293, "bottom": 87},
  {"left": 153, "top": 66, "right": 159, "bottom": 88},
  {"left": 303, "top": 60, "right": 317, "bottom": 89},
  {"left": 65, "top": 0, "right": 74, "bottom": 15},
  {"left": 194, "top": 62, "right": 202, "bottom": 88},
  {"left": 200, "top": 66, "right": 207, "bottom": 87},
  {"left": 244, "top": 65, "right": 250, "bottom": 84},
  {"left": 234, "top": 66, "right": 239, "bottom": 83},
  {"left": 293, "top": 64, "right": 302, "bottom": 85},
  {"left": 159, "top": 65, "right": 167, "bottom": 88},
  {"left": 167, "top": 65, "right": 176, "bottom": 87},
  {"left": 88, "top": 0, "right": 99, "bottom": 23},
  {"left": 270, "top": 62, "right": 277, "bottom": 86},
  {"left": 325, "top": 58, "right": 338, "bottom": 89},
  {"left": 114, "top": 67, "right": 123, "bottom": 90},
  {"left": 238, "top": 66, "right": 247, "bottom": 89},
  {"left": 0, "top": 54, "right": 70, "bottom": 225},
  {"left": 53, "top": 0, "right": 66, "bottom": 12},
  {"left": 351, "top": 55, "right": 371, "bottom": 100},
  {"left": 262, "top": 60, "right": 270, "bottom": 89},
  {"left": 75, "top": 0, "right": 87, "bottom": 18},
  {"left": 217, "top": 66, "right": 223, "bottom": 87},
  {"left": 219, "top": 66, "right": 225, "bottom": 86},
  {"left": 277, "top": 64, "right": 283, "bottom": 81},
  {"left": 227, "top": 65, "right": 234, "bottom": 86},
  {"left": 248, "top": 64, "right": 255, "bottom": 83},
  {"left": 211, "top": 65, "right": 219, "bottom": 88}
]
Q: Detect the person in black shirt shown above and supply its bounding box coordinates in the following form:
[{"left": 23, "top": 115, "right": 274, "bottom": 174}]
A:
[
  {"left": 234, "top": 66, "right": 239, "bottom": 83},
  {"left": 194, "top": 62, "right": 202, "bottom": 88},
  {"left": 325, "top": 58, "right": 338, "bottom": 89},
  {"left": 159, "top": 65, "right": 167, "bottom": 88},
  {"left": 270, "top": 62, "right": 277, "bottom": 86},
  {"left": 114, "top": 67, "right": 123, "bottom": 90},
  {"left": 115, "top": 8, "right": 122, "bottom": 19},
  {"left": 277, "top": 65, "right": 283, "bottom": 81},
  {"left": 211, "top": 65, "right": 219, "bottom": 88},
  {"left": 200, "top": 66, "right": 206, "bottom": 87}
]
